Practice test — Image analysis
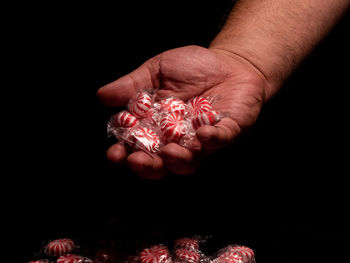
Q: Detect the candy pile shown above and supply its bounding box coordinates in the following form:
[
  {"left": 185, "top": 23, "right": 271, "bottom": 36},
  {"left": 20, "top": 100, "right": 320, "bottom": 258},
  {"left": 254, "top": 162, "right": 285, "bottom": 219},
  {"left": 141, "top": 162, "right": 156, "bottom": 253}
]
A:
[
  {"left": 173, "top": 237, "right": 201, "bottom": 263},
  {"left": 137, "top": 237, "right": 255, "bottom": 263},
  {"left": 26, "top": 236, "right": 255, "bottom": 263},
  {"left": 107, "top": 91, "right": 223, "bottom": 154},
  {"left": 28, "top": 238, "right": 92, "bottom": 263}
]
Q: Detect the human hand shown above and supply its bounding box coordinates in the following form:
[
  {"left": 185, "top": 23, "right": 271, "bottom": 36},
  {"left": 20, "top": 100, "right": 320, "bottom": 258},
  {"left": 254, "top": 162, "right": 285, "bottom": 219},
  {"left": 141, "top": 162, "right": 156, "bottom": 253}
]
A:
[{"left": 97, "top": 45, "right": 272, "bottom": 178}]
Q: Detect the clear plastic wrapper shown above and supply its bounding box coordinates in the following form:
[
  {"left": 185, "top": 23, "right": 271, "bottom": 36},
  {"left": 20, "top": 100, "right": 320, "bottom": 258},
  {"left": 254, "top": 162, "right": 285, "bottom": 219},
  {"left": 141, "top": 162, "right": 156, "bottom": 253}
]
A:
[
  {"left": 125, "top": 126, "right": 162, "bottom": 154},
  {"left": 107, "top": 111, "right": 140, "bottom": 141},
  {"left": 157, "top": 97, "right": 188, "bottom": 117}
]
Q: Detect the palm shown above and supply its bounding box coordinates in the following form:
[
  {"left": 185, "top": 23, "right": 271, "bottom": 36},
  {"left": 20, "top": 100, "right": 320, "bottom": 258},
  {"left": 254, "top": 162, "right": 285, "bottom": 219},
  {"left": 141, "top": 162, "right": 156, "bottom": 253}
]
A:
[
  {"left": 153, "top": 46, "right": 266, "bottom": 131},
  {"left": 98, "top": 45, "right": 270, "bottom": 178}
]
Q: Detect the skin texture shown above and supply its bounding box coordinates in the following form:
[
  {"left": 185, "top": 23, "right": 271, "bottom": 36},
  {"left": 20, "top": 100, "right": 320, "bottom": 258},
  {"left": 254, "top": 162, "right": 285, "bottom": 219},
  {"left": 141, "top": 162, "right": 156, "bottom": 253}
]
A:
[
  {"left": 97, "top": 0, "right": 349, "bottom": 179},
  {"left": 98, "top": 46, "right": 269, "bottom": 178}
]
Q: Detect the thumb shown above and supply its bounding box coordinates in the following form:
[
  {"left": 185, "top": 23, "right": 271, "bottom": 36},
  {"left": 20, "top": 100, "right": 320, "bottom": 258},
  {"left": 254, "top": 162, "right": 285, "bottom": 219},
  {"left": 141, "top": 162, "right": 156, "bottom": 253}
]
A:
[
  {"left": 97, "top": 59, "right": 159, "bottom": 107},
  {"left": 196, "top": 117, "right": 241, "bottom": 152}
]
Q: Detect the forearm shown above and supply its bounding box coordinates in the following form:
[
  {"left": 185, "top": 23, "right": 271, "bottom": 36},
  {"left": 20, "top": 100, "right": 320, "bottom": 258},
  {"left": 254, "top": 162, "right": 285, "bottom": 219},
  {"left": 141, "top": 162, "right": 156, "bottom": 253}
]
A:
[{"left": 210, "top": 0, "right": 349, "bottom": 100}]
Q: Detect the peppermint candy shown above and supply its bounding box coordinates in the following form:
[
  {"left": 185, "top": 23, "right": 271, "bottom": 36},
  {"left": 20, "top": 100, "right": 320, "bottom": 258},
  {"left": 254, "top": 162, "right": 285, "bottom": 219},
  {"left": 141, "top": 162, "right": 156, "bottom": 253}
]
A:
[
  {"left": 188, "top": 97, "right": 212, "bottom": 114},
  {"left": 228, "top": 246, "right": 254, "bottom": 263},
  {"left": 114, "top": 110, "right": 139, "bottom": 128},
  {"left": 57, "top": 254, "right": 83, "bottom": 263},
  {"left": 216, "top": 252, "right": 243, "bottom": 263},
  {"left": 160, "top": 113, "right": 186, "bottom": 142},
  {"left": 192, "top": 110, "right": 220, "bottom": 129},
  {"left": 128, "top": 92, "right": 153, "bottom": 118},
  {"left": 175, "top": 249, "right": 200, "bottom": 263},
  {"left": 127, "top": 127, "right": 160, "bottom": 153},
  {"left": 45, "top": 238, "right": 75, "bottom": 256},
  {"left": 160, "top": 98, "right": 186, "bottom": 116},
  {"left": 139, "top": 245, "right": 171, "bottom": 263},
  {"left": 174, "top": 238, "right": 199, "bottom": 251},
  {"left": 215, "top": 245, "right": 255, "bottom": 263}
]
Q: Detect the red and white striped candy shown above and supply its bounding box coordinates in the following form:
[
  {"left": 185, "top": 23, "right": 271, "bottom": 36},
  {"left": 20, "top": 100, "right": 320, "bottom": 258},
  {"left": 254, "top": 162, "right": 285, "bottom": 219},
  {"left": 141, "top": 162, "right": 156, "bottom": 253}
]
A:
[
  {"left": 160, "top": 113, "right": 186, "bottom": 142},
  {"left": 128, "top": 92, "right": 153, "bottom": 118},
  {"left": 228, "top": 246, "right": 254, "bottom": 263},
  {"left": 217, "top": 246, "right": 255, "bottom": 263},
  {"left": 174, "top": 238, "right": 199, "bottom": 251},
  {"left": 45, "top": 238, "right": 75, "bottom": 256},
  {"left": 160, "top": 98, "right": 186, "bottom": 116},
  {"left": 216, "top": 251, "right": 244, "bottom": 263},
  {"left": 114, "top": 110, "right": 139, "bottom": 128},
  {"left": 140, "top": 245, "right": 171, "bottom": 263},
  {"left": 127, "top": 127, "right": 160, "bottom": 153},
  {"left": 192, "top": 110, "right": 220, "bottom": 129},
  {"left": 57, "top": 254, "right": 83, "bottom": 263},
  {"left": 175, "top": 249, "right": 200, "bottom": 263},
  {"left": 188, "top": 97, "right": 212, "bottom": 114}
]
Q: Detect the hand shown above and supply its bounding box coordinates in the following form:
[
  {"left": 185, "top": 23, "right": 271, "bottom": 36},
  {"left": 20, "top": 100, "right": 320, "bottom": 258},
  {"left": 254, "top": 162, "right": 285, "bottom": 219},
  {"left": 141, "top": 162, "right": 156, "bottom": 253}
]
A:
[{"left": 97, "top": 45, "right": 272, "bottom": 178}]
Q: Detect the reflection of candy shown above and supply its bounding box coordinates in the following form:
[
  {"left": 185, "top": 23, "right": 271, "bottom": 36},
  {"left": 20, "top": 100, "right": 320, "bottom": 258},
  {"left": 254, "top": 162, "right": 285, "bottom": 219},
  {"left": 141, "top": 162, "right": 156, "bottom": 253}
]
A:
[
  {"left": 160, "top": 113, "right": 186, "bottom": 142},
  {"left": 29, "top": 260, "right": 49, "bottom": 263},
  {"left": 174, "top": 238, "right": 199, "bottom": 251},
  {"left": 160, "top": 98, "right": 186, "bottom": 116},
  {"left": 114, "top": 111, "right": 139, "bottom": 128},
  {"left": 45, "top": 239, "right": 75, "bottom": 256},
  {"left": 128, "top": 127, "right": 160, "bottom": 153},
  {"left": 140, "top": 245, "right": 170, "bottom": 263},
  {"left": 188, "top": 97, "right": 212, "bottom": 114},
  {"left": 57, "top": 254, "right": 83, "bottom": 263},
  {"left": 129, "top": 92, "right": 152, "bottom": 118},
  {"left": 175, "top": 249, "right": 200, "bottom": 263},
  {"left": 192, "top": 110, "right": 220, "bottom": 129}
]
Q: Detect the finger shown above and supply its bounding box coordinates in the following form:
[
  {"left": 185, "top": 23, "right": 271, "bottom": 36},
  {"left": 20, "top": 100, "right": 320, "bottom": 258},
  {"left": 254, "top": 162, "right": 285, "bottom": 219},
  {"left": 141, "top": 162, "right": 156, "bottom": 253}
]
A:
[
  {"left": 96, "top": 60, "right": 159, "bottom": 107},
  {"left": 160, "top": 143, "right": 201, "bottom": 175},
  {"left": 127, "top": 151, "right": 167, "bottom": 179},
  {"left": 196, "top": 117, "right": 241, "bottom": 152},
  {"left": 106, "top": 142, "right": 128, "bottom": 164}
]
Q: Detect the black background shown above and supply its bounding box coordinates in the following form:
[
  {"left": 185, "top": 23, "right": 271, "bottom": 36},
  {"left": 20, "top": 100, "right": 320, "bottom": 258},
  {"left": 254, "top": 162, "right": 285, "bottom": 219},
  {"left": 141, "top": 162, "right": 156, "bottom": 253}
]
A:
[{"left": 3, "top": 1, "right": 350, "bottom": 262}]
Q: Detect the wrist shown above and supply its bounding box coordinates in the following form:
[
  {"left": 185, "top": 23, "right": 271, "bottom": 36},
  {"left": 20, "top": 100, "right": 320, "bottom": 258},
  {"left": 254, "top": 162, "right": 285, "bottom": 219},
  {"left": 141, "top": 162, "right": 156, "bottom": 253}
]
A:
[{"left": 208, "top": 45, "right": 278, "bottom": 102}]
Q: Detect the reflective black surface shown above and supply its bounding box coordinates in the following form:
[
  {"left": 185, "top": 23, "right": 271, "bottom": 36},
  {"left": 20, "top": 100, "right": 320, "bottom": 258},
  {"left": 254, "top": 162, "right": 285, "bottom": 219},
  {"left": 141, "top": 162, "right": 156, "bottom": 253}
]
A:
[{"left": 3, "top": 2, "right": 349, "bottom": 262}]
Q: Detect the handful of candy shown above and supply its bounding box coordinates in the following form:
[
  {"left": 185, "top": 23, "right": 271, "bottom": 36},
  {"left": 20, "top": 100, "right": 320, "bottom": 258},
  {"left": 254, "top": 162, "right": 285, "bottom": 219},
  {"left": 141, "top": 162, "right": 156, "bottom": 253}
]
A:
[{"left": 107, "top": 91, "right": 224, "bottom": 154}]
